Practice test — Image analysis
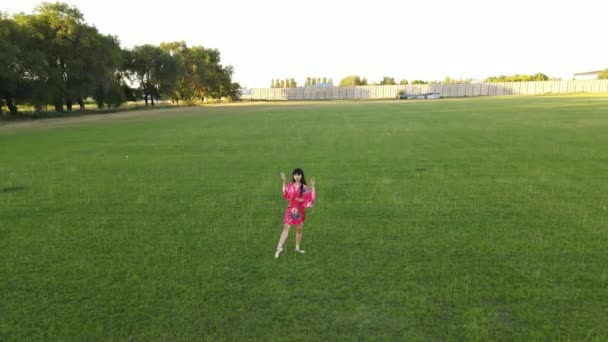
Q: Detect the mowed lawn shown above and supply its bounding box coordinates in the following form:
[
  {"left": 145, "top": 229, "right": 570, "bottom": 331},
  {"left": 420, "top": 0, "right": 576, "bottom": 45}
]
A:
[{"left": 1, "top": 96, "right": 607, "bottom": 340}]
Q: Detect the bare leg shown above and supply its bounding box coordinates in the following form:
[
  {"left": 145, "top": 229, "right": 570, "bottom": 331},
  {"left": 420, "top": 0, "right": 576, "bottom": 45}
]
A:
[
  {"left": 295, "top": 224, "right": 305, "bottom": 253},
  {"left": 275, "top": 224, "right": 291, "bottom": 258}
]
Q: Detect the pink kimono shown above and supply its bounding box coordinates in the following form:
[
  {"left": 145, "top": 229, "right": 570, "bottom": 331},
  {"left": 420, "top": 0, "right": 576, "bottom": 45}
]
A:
[{"left": 283, "top": 183, "right": 316, "bottom": 225}]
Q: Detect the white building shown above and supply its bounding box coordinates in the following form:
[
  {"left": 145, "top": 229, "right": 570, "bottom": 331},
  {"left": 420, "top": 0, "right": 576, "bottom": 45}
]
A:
[{"left": 573, "top": 70, "right": 603, "bottom": 80}]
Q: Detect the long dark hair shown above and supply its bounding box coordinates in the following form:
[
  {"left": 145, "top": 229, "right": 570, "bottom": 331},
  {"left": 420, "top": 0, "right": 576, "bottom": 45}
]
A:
[{"left": 292, "top": 168, "right": 307, "bottom": 197}]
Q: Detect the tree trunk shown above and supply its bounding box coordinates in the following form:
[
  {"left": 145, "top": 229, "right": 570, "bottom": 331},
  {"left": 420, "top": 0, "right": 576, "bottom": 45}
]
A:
[
  {"left": 144, "top": 94, "right": 148, "bottom": 106},
  {"left": 66, "top": 99, "right": 73, "bottom": 111},
  {"left": 5, "top": 97, "right": 18, "bottom": 115},
  {"left": 54, "top": 101, "right": 63, "bottom": 112},
  {"left": 77, "top": 97, "right": 85, "bottom": 110},
  {"left": 151, "top": 95, "right": 155, "bottom": 106}
]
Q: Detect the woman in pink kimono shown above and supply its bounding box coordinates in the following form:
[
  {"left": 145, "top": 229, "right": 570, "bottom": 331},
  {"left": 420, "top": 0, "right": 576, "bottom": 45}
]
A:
[{"left": 275, "top": 168, "right": 316, "bottom": 258}]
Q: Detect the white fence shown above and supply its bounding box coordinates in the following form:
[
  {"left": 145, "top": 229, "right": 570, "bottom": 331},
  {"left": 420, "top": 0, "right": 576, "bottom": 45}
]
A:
[{"left": 240, "top": 80, "right": 608, "bottom": 101}]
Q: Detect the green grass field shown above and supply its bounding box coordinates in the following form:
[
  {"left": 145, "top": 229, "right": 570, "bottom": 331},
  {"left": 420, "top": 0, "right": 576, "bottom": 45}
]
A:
[{"left": 1, "top": 96, "right": 607, "bottom": 340}]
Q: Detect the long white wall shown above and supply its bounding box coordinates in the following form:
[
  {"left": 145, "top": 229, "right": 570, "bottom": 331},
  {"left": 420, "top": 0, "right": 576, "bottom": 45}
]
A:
[{"left": 240, "top": 80, "right": 608, "bottom": 101}]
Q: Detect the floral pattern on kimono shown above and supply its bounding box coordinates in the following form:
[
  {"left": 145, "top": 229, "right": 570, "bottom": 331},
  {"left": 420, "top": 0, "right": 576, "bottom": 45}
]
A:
[{"left": 282, "top": 182, "right": 316, "bottom": 225}]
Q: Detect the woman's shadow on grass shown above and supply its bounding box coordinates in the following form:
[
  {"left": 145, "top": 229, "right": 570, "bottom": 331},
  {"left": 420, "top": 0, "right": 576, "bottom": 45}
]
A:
[{"left": 1, "top": 186, "right": 28, "bottom": 193}]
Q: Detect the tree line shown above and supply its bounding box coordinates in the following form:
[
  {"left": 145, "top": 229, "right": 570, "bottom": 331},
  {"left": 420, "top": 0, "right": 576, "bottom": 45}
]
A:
[
  {"left": 271, "top": 79, "right": 297, "bottom": 88},
  {"left": 341, "top": 74, "right": 554, "bottom": 85},
  {"left": 271, "top": 72, "right": 585, "bottom": 88},
  {"left": 338, "top": 76, "right": 435, "bottom": 86},
  {"left": 0, "top": 2, "right": 239, "bottom": 115},
  {"left": 270, "top": 77, "right": 337, "bottom": 88},
  {"left": 305, "top": 77, "right": 333, "bottom": 87},
  {"left": 484, "top": 73, "right": 549, "bottom": 83}
]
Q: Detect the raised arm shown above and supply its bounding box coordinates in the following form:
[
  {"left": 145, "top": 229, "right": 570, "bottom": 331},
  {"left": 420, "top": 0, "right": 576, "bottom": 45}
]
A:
[
  {"left": 303, "top": 177, "right": 316, "bottom": 207},
  {"left": 280, "top": 172, "right": 290, "bottom": 199}
]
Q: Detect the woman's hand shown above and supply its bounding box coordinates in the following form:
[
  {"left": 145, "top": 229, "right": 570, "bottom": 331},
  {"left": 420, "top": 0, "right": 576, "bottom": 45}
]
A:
[
  {"left": 310, "top": 177, "right": 316, "bottom": 187},
  {"left": 280, "top": 172, "right": 286, "bottom": 182}
]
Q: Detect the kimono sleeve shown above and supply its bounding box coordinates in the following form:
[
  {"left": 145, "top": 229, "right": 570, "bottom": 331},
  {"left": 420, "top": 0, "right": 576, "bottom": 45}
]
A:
[
  {"left": 303, "top": 187, "right": 316, "bottom": 208},
  {"left": 282, "top": 184, "right": 292, "bottom": 200}
]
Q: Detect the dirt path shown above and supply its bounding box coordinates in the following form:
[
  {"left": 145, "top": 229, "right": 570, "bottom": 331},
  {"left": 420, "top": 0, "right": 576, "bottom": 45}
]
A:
[{"left": 0, "top": 106, "right": 210, "bottom": 132}]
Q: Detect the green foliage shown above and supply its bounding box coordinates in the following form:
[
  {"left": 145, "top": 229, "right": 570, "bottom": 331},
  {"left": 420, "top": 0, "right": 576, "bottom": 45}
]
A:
[
  {"left": 339, "top": 75, "right": 368, "bottom": 86},
  {"left": 597, "top": 69, "right": 608, "bottom": 80},
  {"left": 26, "top": 2, "right": 87, "bottom": 111},
  {"left": 379, "top": 76, "right": 396, "bottom": 85},
  {"left": 124, "top": 44, "right": 176, "bottom": 105},
  {"left": 0, "top": 3, "right": 239, "bottom": 112},
  {"left": 94, "top": 76, "right": 125, "bottom": 109},
  {"left": 270, "top": 78, "right": 297, "bottom": 88},
  {"left": 127, "top": 41, "right": 238, "bottom": 104},
  {"left": 411, "top": 80, "right": 428, "bottom": 85},
  {"left": 120, "top": 80, "right": 140, "bottom": 102},
  {"left": 443, "top": 77, "right": 472, "bottom": 84},
  {"left": 225, "top": 82, "right": 242, "bottom": 100},
  {"left": 485, "top": 73, "right": 549, "bottom": 82},
  {"left": 399, "top": 79, "right": 409, "bottom": 85},
  {"left": 0, "top": 13, "right": 22, "bottom": 114},
  {"left": 304, "top": 76, "right": 331, "bottom": 87},
  {"left": 532, "top": 72, "right": 549, "bottom": 81},
  {"left": 1, "top": 2, "right": 124, "bottom": 112},
  {"left": 195, "top": 48, "right": 238, "bottom": 100}
]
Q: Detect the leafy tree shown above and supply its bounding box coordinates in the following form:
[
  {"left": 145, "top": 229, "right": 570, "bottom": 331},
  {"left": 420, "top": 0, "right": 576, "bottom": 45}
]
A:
[
  {"left": 125, "top": 44, "right": 178, "bottom": 105},
  {"left": 339, "top": 75, "right": 368, "bottom": 86},
  {"left": 443, "top": 77, "right": 472, "bottom": 84},
  {"left": 0, "top": 12, "right": 23, "bottom": 114},
  {"left": 485, "top": 73, "right": 550, "bottom": 82},
  {"left": 380, "top": 76, "right": 396, "bottom": 85},
  {"left": 160, "top": 41, "right": 210, "bottom": 103},
  {"left": 0, "top": 3, "right": 240, "bottom": 113},
  {"left": 195, "top": 47, "right": 237, "bottom": 100},
  {"left": 25, "top": 2, "right": 88, "bottom": 111},
  {"left": 78, "top": 27, "right": 124, "bottom": 109},
  {"left": 9, "top": 2, "right": 125, "bottom": 111}
]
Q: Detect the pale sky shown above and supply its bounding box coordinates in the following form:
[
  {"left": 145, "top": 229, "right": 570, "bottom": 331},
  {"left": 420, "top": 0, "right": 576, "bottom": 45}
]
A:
[{"left": 2, "top": 0, "right": 606, "bottom": 88}]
